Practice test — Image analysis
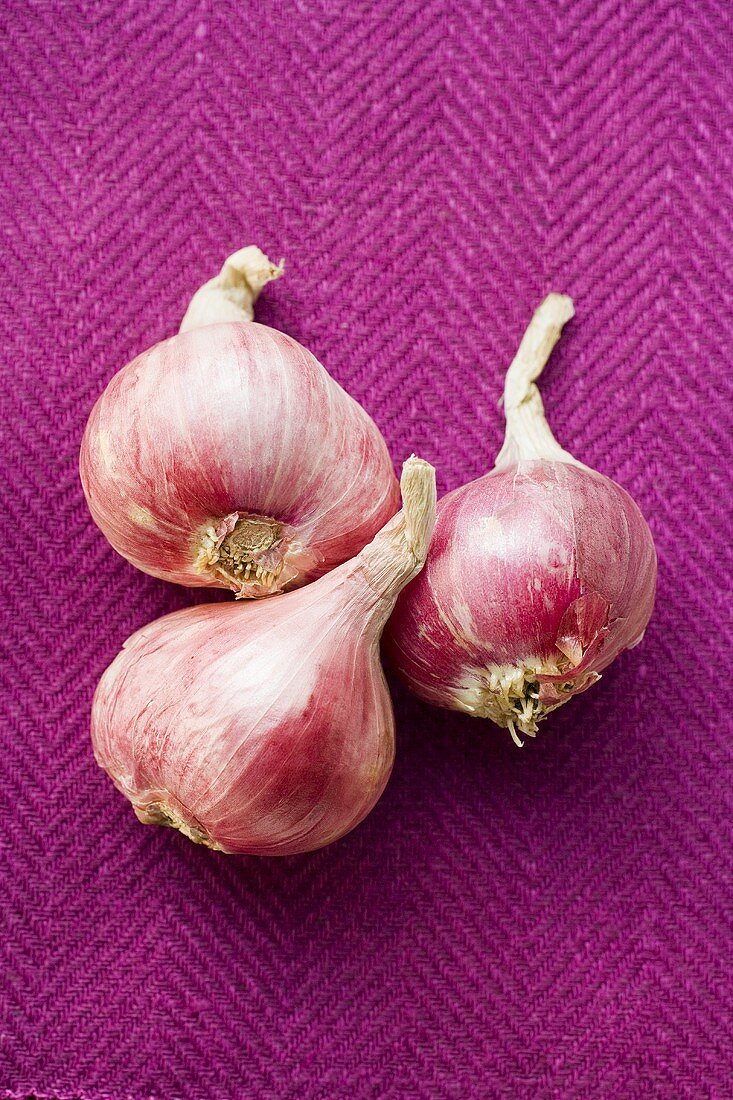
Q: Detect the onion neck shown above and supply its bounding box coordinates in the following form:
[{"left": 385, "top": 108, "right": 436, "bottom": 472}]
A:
[
  {"left": 494, "top": 292, "right": 580, "bottom": 469},
  {"left": 352, "top": 456, "right": 436, "bottom": 626},
  {"left": 179, "top": 246, "right": 283, "bottom": 333}
]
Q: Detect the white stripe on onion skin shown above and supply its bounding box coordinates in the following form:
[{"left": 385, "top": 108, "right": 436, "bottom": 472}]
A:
[
  {"left": 91, "top": 458, "right": 436, "bottom": 856},
  {"left": 80, "top": 247, "right": 400, "bottom": 597},
  {"left": 384, "top": 296, "right": 657, "bottom": 746}
]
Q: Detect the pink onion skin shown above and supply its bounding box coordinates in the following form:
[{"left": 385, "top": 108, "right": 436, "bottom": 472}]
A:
[
  {"left": 91, "top": 459, "right": 436, "bottom": 855},
  {"left": 92, "top": 586, "right": 392, "bottom": 855},
  {"left": 384, "top": 295, "right": 657, "bottom": 743},
  {"left": 80, "top": 321, "right": 399, "bottom": 595},
  {"left": 386, "top": 464, "right": 656, "bottom": 722}
]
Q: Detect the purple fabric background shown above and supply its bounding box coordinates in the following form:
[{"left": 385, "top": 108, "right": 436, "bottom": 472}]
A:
[{"left": 1, "top": 1, "right": 731, "bottom": 1097}]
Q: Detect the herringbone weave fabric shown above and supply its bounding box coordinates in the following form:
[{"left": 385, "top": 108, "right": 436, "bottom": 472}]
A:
[{"left": 1, "top": 1, "right": 731, "bottom": 1097}]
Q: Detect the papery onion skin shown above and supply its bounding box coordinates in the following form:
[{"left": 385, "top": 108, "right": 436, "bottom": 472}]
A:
[
  {"left": 91, "top": 458, "right": 436, "bottom": 855},
  {"left": 386, "top": 462, "right": 656, "bottom": 739},
  {"left": 80, "top": 249, "right": 400, "bottom": 597},
  {"left": 385, "top": 295, "right": 657, "bottom": 744}
]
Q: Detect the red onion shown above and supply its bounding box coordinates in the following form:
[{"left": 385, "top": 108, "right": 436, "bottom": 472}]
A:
[
  {"left": 80, "top": 247, "right": 399, "bottom": 597},
  {"left": 385, "top": 295, "right": 657, "bottom": 745},
  {"left": 92, "top": 458, "right": 436, "bottom": 855}
]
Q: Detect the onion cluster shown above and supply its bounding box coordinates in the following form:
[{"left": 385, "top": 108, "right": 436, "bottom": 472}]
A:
[{"left": 83, "top": 252, "right": 656, "bottom": 855}]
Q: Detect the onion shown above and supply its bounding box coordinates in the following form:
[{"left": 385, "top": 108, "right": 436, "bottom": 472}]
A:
[
  {"left": 80, "top": 247, "right": 399, "bottom": 597},
  {"left": 385, "top": 296, "right": 657, "bottom": 745},
  {"left": 91, "top": 458, "right": 436, "bottom": 855}
]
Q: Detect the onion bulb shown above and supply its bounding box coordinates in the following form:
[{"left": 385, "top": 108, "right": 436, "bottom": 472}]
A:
[
  {"left": 80, "top": 247, "right": 399, "bottom": 597},
  {"left": 91, "top": 458, "right": 436, "bottom": 855},
  {"left": 385, "top": 296, "right": 657, "bottom": 745}
]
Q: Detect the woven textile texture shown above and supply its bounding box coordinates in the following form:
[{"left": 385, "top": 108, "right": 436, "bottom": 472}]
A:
[{"left": 1, "top": 1, "right": 731, "bottom": 1097}]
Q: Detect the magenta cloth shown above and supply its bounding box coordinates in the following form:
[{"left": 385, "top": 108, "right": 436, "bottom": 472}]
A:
[{"left": 1, "top": 2, "right": 731, "bottom": 1098}]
